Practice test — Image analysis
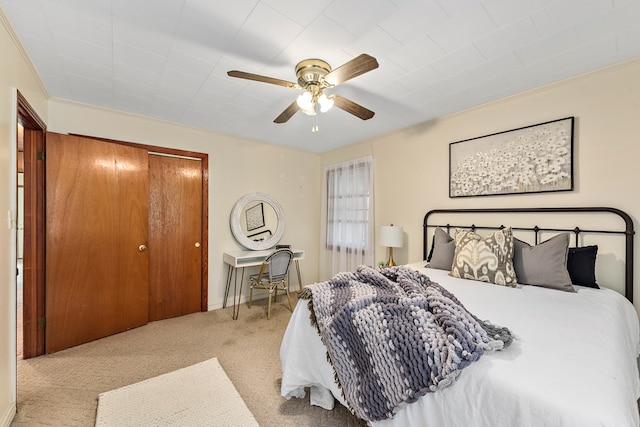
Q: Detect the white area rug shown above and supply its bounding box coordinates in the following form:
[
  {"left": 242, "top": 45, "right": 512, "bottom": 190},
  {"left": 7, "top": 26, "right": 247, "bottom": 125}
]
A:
[{"left": 95, "top": 358, "right": 258, "bottom": 426}]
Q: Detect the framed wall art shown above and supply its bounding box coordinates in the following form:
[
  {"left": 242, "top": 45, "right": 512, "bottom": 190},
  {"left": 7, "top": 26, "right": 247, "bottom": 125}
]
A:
[{"left": 449, "top": 116, "right": 574, "bottom": 198}]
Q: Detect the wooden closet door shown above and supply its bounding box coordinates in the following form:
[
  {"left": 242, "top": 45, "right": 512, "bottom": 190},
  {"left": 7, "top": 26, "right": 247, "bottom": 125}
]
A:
[
  {"left": 148, "top": 154, "right": 202, "bottom": 321},
  {"left": 45, "top": 132, "right": 150, "bottom": 353}
]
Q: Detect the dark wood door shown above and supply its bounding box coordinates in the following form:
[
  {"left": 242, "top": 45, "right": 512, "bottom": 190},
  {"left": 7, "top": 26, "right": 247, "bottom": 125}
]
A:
[
  {"left": 148, "top": 154, "right": 202, "bottom": 321},
  {"left": 45, "top": 132, "right": 150, "bottom": 353}
]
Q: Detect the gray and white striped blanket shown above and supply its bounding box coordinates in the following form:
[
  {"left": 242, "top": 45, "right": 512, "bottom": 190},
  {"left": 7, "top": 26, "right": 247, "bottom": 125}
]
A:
[{"left": 300, "top": 265, "right": 513, "bottom": 423}]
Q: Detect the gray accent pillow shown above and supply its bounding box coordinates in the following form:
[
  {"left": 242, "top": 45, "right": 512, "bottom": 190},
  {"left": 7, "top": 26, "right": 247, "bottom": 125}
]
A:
[
  {"left": 513, "top": 234, "right": 575, "bottom": 292},
  {"left": 450, "top": 228, "right": 517, "bottom": 287},
  {"left": 428, "top": 227, "right": 455, "bottom": 270}
]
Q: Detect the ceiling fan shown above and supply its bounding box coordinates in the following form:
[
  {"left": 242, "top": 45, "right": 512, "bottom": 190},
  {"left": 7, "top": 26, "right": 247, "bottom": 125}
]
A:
[{"left": 227, "top": 54, "right": 379, "bottom": 126}]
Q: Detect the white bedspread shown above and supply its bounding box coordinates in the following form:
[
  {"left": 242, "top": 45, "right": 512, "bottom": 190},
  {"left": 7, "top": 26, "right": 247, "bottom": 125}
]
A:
[{"left": 280, "top": 263, "right": 640, "bottom": 427}]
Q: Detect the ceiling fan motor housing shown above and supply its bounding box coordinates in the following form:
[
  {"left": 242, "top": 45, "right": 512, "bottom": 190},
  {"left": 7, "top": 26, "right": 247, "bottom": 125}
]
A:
[{"left": 295, "top": 59, "right": 332, "bottom": 88}]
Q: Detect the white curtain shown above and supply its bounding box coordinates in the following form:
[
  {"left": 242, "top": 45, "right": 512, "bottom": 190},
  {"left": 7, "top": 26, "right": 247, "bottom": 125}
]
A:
[{"left": 320, "top": 155, "right": 374, "bottom": 280}]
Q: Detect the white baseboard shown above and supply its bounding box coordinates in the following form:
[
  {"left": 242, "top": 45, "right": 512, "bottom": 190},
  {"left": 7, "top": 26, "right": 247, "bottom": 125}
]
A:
[{"left": 0, "top": 402, "right": 16, "bottom": 427}]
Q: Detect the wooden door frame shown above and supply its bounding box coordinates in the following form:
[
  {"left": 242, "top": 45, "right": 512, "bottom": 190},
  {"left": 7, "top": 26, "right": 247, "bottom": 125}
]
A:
[
  {"left": 71, "top": 134, "right": 209, "bottom": 311},
  {"left": 17, "top": 90, "right": 46, "bottom": 358}
]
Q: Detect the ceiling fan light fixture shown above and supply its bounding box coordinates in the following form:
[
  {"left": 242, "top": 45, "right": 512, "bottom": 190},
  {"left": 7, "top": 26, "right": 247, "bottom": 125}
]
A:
[
  {"left": 296, "top": 91, "right": 316, "bottom": 116},
  {"left": 228, "top": 54, "right": 378, "bottom": 124},
  {"left": 318, "top": 93, "right": 334, "bottom": 113}
]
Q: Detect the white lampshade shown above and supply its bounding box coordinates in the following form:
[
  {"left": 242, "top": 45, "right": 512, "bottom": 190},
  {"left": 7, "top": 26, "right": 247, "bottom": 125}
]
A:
[{"left": 379, "top": 225, "right": 403, "bottom": 248}]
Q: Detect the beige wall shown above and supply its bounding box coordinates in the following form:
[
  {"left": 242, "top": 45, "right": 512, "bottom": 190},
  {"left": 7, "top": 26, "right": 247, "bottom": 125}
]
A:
[
  {"left": 48, "top": 99, "right": 323, "bottom": 310},
  {"left": 0, "top": 9, "right": 48, "bottom": 427},
  {"left": 321, "top": 58, "right": 640, "bottom": 313}
]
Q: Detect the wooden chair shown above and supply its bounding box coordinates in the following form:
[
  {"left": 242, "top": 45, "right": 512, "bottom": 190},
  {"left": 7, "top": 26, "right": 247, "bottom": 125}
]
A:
[{"left": 248, "top": 249, "right": 294, "bottom": 319}]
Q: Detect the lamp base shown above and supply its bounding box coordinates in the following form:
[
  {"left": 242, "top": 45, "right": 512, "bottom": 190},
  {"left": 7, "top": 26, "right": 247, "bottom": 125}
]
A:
[{"left": 385, "top": 247, "right": 397, "bottom": 267}]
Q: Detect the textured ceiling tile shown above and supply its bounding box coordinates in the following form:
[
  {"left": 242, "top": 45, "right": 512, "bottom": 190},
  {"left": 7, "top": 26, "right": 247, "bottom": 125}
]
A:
[
  {"left": 435, "top": 0, "right": 486, "bottom": 18},
  {"left": 227, "top": 30, "right": 290, "bottom": 66},
  {"left": 480, "top": 0, "right": 556, "bottom": 27},
  {"left": 113, "top": 0, "right": 185, "bottom": 28},
  {"left": 41, "top": 73, "right": 73, "bottom": 100},
  {"left": 19, "top": 35, "right": 61, "bottom": 68},
  {"left": 294, "top": 14, "right": 357, "bottom": 50},
  {"left": 41, "top": 2, "right": 111, "bottom": 49},
  {"left": 531, "top": 0, "right": 612, "bottom": 37},
  {"left": 430, "top": 70, "right": 478, "bottom": 96},
  {"left": 429, "top": 45, "right": 486, "bottom": 76},
  {"left": 574, "top": 1, "right": 640, "bottom": 45},
  {"left": 428, "top": 6, "right": 497, "bottom": 52},
  {"left": 114, "top": 79, "right": 156, "bottom": 99},
  {"left": 112, "top": 18, "right": 174, "bottom": 58},
  {"left": 396, "top": 85, "right": 443, "bottom": 107},
  {"left": 0, "top": 0, "right": 42, "bottom": 14},
  {"left": 378, "top": 0, "right": 448, "bottom": 45},
  {"left": 154, "top": 84, "right": 197, "bottom": 108},
  {"left": 344, "top": 26, "right": 403, "bottom": 58},
  {"left": 59, "top": 56, "right": 113, "bottom": 83},
  {"left": 171, "top": 1, "right": 248, "bottom": 60},
  {"left": 261, "top": 0, "right": 332, "bottom": 26},
  {"left": 323, "top": 0, "right": 398, "bottom": 37},
  {"left": 113, "top": 61, "right": 161, "bottom": 88},
  {"left": 503, "top": 58, "right": 559, "bottom": 88},
  {"left": 467, "top": 52, "right": 523, "bottom": 81},
  {"left": 164, "top": 49, "right": 217, "bottom": 79},
  {"left": 394, "top": 64, "right": 442, "bottom": 91},
  {"left": 375, "top": 81, "right": 414, "bottom": 100},
  {"left": 515, "top": 28, "right": 580, "bottom": 66},
  {"left": 553, "top": 36, "right": 617, "bottom": 71},
  {"left": 51, "top": 32, "right": 112, "bottom": 68},
  {"left": 51, "top": 0, "right": 112, "bottom": 24},
  {"left": 1, "top": 3, "right": 50, "bottom": 40},
  {"left": 241, "top": 2, "right": 303, "bottom": 45},
  {"left": 66, "top": 73, "right": 113, "bottom": 107},
  {"left": 113, "top": 41, "right": 165, "bottom": 75},
  {"left": 617, "top": 26, "right": 640, "bottom": 53},
  {"left": 474, "top": 17, "right": 539, "bottom": 60},
  {"left": 159, "top": 68, "right": 206, "bottom": 96},
  {"left": 387, "top": 34, "right": 446, "bottom": 71},
  {"left": 113, "top": 90, "right": 153, "bottom": 115}
]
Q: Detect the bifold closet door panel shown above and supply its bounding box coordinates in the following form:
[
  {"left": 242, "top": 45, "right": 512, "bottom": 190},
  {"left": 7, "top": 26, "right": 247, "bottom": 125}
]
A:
[
  {"left": 148, "top": 153, "right": 202, "bottom": 321},
  {"left": 45, "top": 132, "right": 150, "bottom": 353}
]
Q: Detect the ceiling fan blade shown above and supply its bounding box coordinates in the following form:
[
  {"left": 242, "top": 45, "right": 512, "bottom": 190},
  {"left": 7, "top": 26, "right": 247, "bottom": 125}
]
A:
[
  {"left": 274, "top": 100, "right": 300, "bottom": 123},
  {"left": 227, "top": 70, "right": 299, "bottom": 89},
  {"left": 324, "top": 54, "right": 379, "bottom": 86},
  {"left": 332, "top": 95, "right": 375, "bottom": 120}
]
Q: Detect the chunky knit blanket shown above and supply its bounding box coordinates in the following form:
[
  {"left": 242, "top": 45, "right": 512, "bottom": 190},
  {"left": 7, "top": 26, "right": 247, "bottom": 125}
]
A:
[{"left": 300, "top": 265, "right": 513, "bottom": 423}]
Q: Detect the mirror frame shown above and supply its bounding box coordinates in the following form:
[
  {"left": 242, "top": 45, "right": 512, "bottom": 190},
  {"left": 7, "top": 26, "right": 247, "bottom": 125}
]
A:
[{"left": 230, "top": 192, "right": 285, "bottom": 251}]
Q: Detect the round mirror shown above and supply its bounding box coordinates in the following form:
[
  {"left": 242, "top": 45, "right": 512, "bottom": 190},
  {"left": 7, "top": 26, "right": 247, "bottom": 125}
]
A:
[{"left": 230, "top": 192, "right": 285, "bottom": 250}]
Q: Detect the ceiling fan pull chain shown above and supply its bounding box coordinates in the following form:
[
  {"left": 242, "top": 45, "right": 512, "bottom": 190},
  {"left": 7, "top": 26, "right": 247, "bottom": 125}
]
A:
[{"left": 312, "top": 113, "right": 319, "bottom": 133}]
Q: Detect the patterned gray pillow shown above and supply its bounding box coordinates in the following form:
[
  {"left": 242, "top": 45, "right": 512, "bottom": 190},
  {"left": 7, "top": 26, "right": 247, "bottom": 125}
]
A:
[{"left": 450, "top": 228, "right": 517, "bottom": 287}]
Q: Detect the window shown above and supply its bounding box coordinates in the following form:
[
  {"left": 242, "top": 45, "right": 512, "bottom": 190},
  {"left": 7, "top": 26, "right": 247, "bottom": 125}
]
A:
[{"left": 321, "top": 156, "right": 374, "bottom": 276}]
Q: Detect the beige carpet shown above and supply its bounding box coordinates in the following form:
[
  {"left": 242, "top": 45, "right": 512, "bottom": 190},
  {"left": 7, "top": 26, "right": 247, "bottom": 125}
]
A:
[
  {"left": 95, "top": 358, "right": 258, "bottom": 426},
  {"left": 13, "top": 294, "right": 358, "bottom": 426}
]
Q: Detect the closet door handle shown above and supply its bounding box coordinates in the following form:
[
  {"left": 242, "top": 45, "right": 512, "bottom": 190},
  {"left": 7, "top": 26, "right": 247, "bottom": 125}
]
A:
[{"left": 139, "top": 244, "right": 147, "bottom": 252}]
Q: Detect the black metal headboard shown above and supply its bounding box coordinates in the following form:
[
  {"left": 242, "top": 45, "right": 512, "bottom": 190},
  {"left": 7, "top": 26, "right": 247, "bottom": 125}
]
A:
[{"left": 423, "top": 207, "right": 635, "bottom": 302}]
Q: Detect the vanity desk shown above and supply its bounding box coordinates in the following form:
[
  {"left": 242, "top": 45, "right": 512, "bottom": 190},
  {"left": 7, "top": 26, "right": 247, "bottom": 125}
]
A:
[
  {"left": 223, "top": 249, "right": 304, "bottom": 319},
  {"left": 226, "top": 191, "right": 303, "bottom": 320}
]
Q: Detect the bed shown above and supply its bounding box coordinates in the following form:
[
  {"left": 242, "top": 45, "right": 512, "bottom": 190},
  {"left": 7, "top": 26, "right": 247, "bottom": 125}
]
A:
[{"left": 280, "top": 207, "right": 640, "bottom": 426}]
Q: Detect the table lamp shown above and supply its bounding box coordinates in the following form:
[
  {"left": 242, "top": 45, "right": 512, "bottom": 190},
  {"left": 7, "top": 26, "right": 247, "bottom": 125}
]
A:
[{"left": 379, "top": 224, "right": 403, "bottom": 266}]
